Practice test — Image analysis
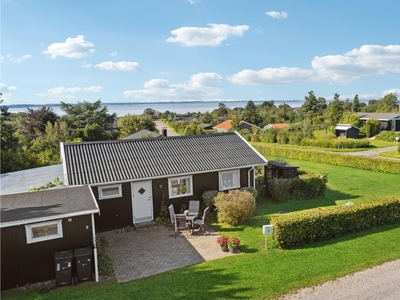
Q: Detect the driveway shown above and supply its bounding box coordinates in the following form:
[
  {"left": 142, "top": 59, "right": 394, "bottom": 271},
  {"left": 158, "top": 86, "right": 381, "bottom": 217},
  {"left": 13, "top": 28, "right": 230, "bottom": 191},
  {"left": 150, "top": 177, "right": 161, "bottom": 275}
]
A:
[
  {"left": 101, "top": 225, "right": 230, "bottom": 283},
  {"left": 154, "top": 121, "right": 179, "bottom": 137},
  {"left": 344, "top": 146, "right": 399, "bottom": 158}
]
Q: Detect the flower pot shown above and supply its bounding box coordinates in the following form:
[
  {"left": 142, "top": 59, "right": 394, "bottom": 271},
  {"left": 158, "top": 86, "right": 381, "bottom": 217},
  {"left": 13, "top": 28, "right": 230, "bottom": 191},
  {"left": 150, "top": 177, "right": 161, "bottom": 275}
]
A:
[
  {"left": 221, "top": 245, "right": 229, "bottom": 252},
  {"left": 228, "top": 245, "right": 237, "bottom": 253}
]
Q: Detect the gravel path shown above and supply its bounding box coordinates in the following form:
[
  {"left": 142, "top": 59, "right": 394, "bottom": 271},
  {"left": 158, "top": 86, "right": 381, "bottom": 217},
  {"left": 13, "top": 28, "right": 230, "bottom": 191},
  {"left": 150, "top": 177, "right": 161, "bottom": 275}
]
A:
[{"left": 279, "top": 259, "right": 400, "bottom": 300}]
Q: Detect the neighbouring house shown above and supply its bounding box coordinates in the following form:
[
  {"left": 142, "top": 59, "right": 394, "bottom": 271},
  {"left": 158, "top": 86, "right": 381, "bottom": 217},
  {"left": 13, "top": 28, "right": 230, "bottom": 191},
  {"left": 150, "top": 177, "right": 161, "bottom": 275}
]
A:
[
  {"left": 356, "top": 113, "right": 400, "bottom": 131},
  {"left": 198, "top": 123, "right": 213, "bottom": 130},
  {"left": 213, "top": 120, "right": 261, "bottom": 133},
  {"left": 334, "top": 124, "right": 360, "bottom": 139},
  {"left": 264, "top": 161, "right": 299, "bottom": 181},
  {"left": 122, "top": 129, "right": 162, "bottom": 140},
  {"left": 263, "top": 123, "right": 289, "bottom": 130},
  {"left": 0, "top": 185, "right": 100, "bottom": 290},
  {"left": 61, "top": 132, "right": 268, "bottom": 232}
]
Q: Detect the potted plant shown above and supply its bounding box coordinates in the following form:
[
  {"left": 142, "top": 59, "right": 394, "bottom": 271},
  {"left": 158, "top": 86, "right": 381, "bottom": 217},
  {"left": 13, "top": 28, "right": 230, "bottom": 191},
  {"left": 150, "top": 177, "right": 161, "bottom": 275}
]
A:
[
  {"left": 217, "top": 235, "right": 229, "bottom": 252},
  {"left": 228, "top": 236, "right": 240, "bottom": 253}
]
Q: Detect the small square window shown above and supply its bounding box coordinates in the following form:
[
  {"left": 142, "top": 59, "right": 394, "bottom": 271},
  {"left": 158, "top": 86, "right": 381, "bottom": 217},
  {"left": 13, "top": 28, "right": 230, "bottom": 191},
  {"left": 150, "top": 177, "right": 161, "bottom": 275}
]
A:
[
  {"left": 219, "top": 170, "right": 240, "bottom": 191},
  {"left": 98, "top": 184, "right": 122, "bottom": 200},
  {"left": 25, "top": 220, "right": 63, "bottom": 244},
  {"left": 168, "top": 176, "right": 193, "bottom": 199}
]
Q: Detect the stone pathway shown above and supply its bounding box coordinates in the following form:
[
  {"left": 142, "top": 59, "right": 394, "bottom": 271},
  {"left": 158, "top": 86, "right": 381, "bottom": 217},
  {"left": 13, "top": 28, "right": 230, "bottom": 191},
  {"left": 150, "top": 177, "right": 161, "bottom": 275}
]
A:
[{"left": 101, "top": 225, "right": 230, "bottom": 283}]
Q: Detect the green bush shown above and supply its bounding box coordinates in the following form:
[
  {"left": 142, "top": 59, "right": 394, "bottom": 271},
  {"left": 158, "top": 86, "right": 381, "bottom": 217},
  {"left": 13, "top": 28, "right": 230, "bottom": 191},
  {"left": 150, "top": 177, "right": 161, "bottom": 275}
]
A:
[
  {"left": 300, "top": 138, "right": 369, "bottom": 149},
  {"left": 202, "top": 190, "right": 218, "bottom": 210},
  {"left": 214, "top": 189, "right": 256, "bottom": 225},
  {"left": 271, "top": 196, "right": 400, "bottom": 249},
  {"left": 375, "top": 131, "right": 400, "bottom": 142},
  {"left": 267, "top": 173, "right": 327, "bottom": 202},
  {"left": 253, "top": 144, "right": 400, "bottom": 174},
  {"left": 366, "top": 118, "right": 381, "bottom": 137},
  {"left": 240, "top": 186, "right": 258, "bottom": 198},
  {"left": 96, "top": 235, "right": 114, "bottom": 275}
]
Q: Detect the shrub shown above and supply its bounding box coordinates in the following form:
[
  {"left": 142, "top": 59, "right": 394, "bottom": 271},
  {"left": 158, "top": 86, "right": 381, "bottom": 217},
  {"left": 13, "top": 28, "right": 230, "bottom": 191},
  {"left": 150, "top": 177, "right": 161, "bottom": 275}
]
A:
[
  {"left": 375, "top": 131, "right": 400, "bottom": 142},
  {"left": 96, "top": 235, "right": 114, "bottom": 275},
  {"left": 267, "top": 172, "right": 328, "bottom": 202},
  {"left": 214, "top": 189, "right": 256, "bottom": 225},
  {"left": 271, "top": 196, "right": 400, "bottom": 249},
  {"left": 202, "top": 190, "right": 218, "bottom": 209},
  {"left": 365, "top": 118, "right": 381, "bottom": 137},
  {"left": 240, "top": 186, "right": 258, "bottom": 198},
  {"left": 300, "top": 138, "right": 369, "bottom": 149}
]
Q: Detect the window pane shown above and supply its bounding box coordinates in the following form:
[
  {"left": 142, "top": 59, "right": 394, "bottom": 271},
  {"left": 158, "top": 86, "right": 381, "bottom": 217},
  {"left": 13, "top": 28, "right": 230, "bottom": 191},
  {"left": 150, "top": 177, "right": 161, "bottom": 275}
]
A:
[
  {"left": 170, "top": 177, "right": 191, "bottom": 196},
  {"left": 102, "top": 187, "right": 120, "bottom": 197},
  {"left": 31, "top": 223, "right": 58, "bottom": 238}
]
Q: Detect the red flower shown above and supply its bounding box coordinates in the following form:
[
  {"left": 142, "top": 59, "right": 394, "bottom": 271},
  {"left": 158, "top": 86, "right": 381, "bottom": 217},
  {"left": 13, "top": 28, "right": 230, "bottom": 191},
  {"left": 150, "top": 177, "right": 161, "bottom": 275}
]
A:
[{"left": 217, "top": 235, "right": 229, "bottom": 247}]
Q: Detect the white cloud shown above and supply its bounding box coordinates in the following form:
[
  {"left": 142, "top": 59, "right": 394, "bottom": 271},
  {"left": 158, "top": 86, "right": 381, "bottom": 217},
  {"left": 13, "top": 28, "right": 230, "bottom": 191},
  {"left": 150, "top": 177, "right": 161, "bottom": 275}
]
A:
[
  {"left": 42, "top": 35, "right": 95, "bottom": 59},
  {"left": 229, "top": 67, "right": 315, "bottom": 85},
  {"left": 81, "top": 61, "right": 92, "bottom": 68},
  {"left": 382, "top": 88, "right": 400, "bottom": 96},
  {"left": 7, "top": 54, "right": 34, "bottom": 62},
  {"left": 94, "top": 61, "right": 140, "bottom": 71},
  {"left": 166, "top": 23, "right": 249, "bottom": 47},
  {"left": 187, "top": 0, "right": 200, "bottom": 3},
  {"left": 124, "top": 72, "right": 223, "bottom": 101},
  {"left": 265, "top": 11, "right": 288, "bottom": 19},
  {"left": 110, "top": 51, "right": 118, "bottom": 56},
  {"left": 0, "top": 83, "right": 18, "bottom": 92},
  {"left": 47, "top": 86, "right": 104, "bottom": 94},
  {"left": 312, "top": 45, "right": 400, "bottom": 83},
  {"left": 230, "top": 44, "right": 400, "bottom": 86}
]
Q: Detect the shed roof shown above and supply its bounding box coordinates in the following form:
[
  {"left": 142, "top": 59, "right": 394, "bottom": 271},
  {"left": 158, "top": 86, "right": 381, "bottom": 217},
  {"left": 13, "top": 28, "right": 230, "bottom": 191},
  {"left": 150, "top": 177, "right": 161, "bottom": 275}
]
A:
[
  {"left": 122, "top": 129, "right": 161, "bottom": 140},
  {"left": 264, "top": 123, "right": 289, "bottom": 129},
  {"left": 0, "top": 185, "right": 99, "bottom": 227},
  {"left": 356, "top": 113, "right": 400, "bottom": 121},
  {"left": 334, "top": 124, "right": 360, "bottom": 130},
  {"left": 61, "top": 132, "right": 268, "bottom": 186}
]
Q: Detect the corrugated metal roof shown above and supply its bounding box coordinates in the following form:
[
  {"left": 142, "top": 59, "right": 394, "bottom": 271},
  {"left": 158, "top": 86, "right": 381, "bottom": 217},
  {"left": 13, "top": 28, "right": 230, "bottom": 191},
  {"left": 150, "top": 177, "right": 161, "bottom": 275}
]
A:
[
  {"left": 62, "top": 132, "right": 268, "bottom": 186},
  {"left": 356, "top": 113, "right": 400, "bottom": 121}
]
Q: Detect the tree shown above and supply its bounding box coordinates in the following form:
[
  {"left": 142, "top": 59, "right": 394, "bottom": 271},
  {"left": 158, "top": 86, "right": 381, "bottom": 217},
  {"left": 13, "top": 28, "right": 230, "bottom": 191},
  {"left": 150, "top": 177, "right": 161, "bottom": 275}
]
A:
[
  {"left": 20, "top": 106, "right": 59, "bottom": 140},
  {"left": 377, "top": 93, "right": 398, "bottom": 112},
  {"left": 242, "top": 100, "right": 261, "bottom": 125},
  {"left": 302, "top": 91, "right": 318, "bottom": 114},
  {"left": 61, "top": 99, "right": 116, "bottom": 129},
  {"left": 365, "top": 119, "right": 381, "bottom": 138},
  {"left": 143, "top": 108, "right": 156, "bottom": 119},
  {"left": 326, "top": 93, "right": 344, "bottom": 126},
  {"left": 352, "top": 94, "right": 361, "bottom": 112},
  {"left": 216, "top": 102, "right": 228, "bottom": 117},
  {"left": 340, "top": 112, "right": 360, "bottom": 127},
  {"left": 118, "top": 114, "right": 156, "bottom": 138},
  {"left": 199, "top": 111, "right": 213, "bottom": 124}
]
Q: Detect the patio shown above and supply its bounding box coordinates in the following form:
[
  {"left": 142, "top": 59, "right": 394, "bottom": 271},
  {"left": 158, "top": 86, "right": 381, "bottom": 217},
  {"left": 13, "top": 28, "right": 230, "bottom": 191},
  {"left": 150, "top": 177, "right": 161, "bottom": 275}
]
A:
[{"left": 100, "top": 224, "right": 231, "bottom": 283}]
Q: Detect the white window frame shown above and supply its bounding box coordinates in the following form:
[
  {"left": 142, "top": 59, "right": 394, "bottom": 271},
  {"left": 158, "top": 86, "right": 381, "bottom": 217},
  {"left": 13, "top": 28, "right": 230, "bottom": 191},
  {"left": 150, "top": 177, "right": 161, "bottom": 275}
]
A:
[
  {"left": 25, "top": 220, "right": 63, "bottom": 244},
  {"left": 168, "top": 175, "right": 193, "bottom": 199},
  {"left": 219, "top": 169, "right": 241, "bottom": 191},
  {"left": 98, "top": 184, "right": 122, "bottom": 200}
]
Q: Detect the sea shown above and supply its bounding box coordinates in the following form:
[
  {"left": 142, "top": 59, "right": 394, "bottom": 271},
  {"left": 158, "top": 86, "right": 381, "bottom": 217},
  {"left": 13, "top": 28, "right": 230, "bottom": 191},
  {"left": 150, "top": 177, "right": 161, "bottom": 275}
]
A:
[{"left": 6, "top": 100, "right": 304, "bottom": 117}]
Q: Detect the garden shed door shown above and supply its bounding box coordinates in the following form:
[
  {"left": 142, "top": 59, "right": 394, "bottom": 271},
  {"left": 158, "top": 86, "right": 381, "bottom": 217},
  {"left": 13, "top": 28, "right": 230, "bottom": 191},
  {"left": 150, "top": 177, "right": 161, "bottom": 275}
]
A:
[{"left": 131, "top": 181, "right": 153, "bottom": 224}]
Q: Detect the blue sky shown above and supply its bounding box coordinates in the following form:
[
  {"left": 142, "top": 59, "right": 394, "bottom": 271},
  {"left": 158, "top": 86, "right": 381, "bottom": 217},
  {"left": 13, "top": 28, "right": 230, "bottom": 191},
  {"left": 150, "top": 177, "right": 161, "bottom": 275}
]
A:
[{"left": 1, "top": 0, "right": 400, "bottom": 105}]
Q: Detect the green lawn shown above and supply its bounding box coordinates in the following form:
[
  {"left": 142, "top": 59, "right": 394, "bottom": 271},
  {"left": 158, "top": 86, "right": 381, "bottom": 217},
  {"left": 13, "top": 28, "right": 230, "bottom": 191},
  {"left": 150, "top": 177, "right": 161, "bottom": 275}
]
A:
[
  {"left": 3, "top": 161, "right": 400, "bottom": 300},
  {"left": 379, "top": 150, "right": 400, "bottom": 159}
]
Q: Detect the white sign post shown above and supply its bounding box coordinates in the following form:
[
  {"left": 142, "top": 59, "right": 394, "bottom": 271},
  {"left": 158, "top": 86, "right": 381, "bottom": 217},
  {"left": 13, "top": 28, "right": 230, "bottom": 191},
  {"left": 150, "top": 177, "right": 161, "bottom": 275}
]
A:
[{"left": 262, "top": 225, "right": 273, "bottom": 250}]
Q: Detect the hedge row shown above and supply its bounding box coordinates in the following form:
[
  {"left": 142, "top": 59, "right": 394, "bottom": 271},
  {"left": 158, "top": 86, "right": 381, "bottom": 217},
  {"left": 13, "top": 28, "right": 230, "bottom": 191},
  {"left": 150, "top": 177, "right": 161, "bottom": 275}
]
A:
[
  {"left": 253, "top": 144, "right": 400, "bottom": 174},
  {"left": 271, "top": 196, "right": 400, "bottom": 249},
  {"left": 300, "top": 138, "right": 370, "bottom": 149}
]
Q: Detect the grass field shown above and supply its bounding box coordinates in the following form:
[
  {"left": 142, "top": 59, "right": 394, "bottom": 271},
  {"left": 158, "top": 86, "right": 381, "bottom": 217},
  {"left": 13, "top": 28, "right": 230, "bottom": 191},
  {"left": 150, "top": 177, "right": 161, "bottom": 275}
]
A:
[
  {"left": 379, "top": 150, "right": 400, "bottom": 159},
  {"left": 3, "top": 160, "right": 400, "bottom": 300}
]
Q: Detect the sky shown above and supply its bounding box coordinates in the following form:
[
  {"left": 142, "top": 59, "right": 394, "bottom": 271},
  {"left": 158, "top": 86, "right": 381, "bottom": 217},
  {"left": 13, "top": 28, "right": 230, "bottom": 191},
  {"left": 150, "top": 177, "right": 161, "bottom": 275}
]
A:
[{"left": 1, "top": 0, "right": 400, "bottom": 106}]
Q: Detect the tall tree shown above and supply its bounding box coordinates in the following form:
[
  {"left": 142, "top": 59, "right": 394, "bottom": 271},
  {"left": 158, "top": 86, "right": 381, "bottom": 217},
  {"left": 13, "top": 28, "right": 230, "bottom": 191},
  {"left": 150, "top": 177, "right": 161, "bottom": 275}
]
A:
[
  {"left": 302, "top": 91, "right": 318, "bottom": 114},
  {"left": 20, "top": 106, "right": 58, "bottom": 140},
  {"left": 242, "top": 100, "right": 261, "bottom": 125},
  {"left": 216, "top": 102, "right": 228, "bottom": 117},
  {"left": 352, "top": 94, "right": 361, "bottom": 112},
  {"left": 61, "top": 99, "right": 116, "bottom": 129},
  {"left": 377, "top": 93, "right": 398, "bottom": 112},
  {"left": 326, "top": 93, "right": 344, "bottom": 126}
]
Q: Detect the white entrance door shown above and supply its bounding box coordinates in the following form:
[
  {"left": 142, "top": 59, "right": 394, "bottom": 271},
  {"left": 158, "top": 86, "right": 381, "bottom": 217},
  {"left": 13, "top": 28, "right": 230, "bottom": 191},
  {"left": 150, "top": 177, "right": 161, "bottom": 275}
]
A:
[{"left": 131, "top": 181, "right": 153, "bottom": 224}]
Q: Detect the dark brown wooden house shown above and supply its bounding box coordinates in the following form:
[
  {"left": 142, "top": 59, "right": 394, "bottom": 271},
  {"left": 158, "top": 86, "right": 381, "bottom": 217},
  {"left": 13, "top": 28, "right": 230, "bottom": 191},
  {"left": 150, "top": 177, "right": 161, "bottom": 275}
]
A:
[
  {"left": 61, "top": 132, "right": 268, "bottom": 232},
  {"left": 0, "top": 186, "right": 99, "bottom": 290}
]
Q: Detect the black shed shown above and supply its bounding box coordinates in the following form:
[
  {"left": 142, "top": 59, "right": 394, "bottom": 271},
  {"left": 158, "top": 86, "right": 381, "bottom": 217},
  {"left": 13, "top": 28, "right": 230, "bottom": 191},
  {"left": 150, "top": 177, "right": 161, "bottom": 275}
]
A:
[
  {"left": 334, "top": 124, "right": 360, "bottom": 139},
  {"left": 0, "top": 186, "right": 100, "bottom": 290}
]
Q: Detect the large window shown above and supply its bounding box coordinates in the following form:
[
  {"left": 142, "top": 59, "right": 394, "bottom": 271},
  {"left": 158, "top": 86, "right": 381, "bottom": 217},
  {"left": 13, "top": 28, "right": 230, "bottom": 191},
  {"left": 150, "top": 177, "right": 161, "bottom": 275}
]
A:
[
  {"left": 219, "top": 169, "right": 240, "bottom": 191},
  {"left": 98, "top": 184, "right": 122, "bottom": 200},
  {"left": 25, "top": 220, "right": 63, "bottom": 244},
  {"left": 168, "top": 176, "right": 193, "bottom": 198}
]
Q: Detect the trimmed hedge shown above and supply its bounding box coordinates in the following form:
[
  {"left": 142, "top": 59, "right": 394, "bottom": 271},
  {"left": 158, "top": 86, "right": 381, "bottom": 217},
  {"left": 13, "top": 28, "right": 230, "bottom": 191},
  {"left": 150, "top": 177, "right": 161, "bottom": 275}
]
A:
[
  {"left": 253, "top": 144, "right": 400, "bottom": 174},
  {"left": 271, "top": 196, "right": 400, "bottom": 249},
  {"left": 300, "top": 138, "right": 370, "bottom": 149}
]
